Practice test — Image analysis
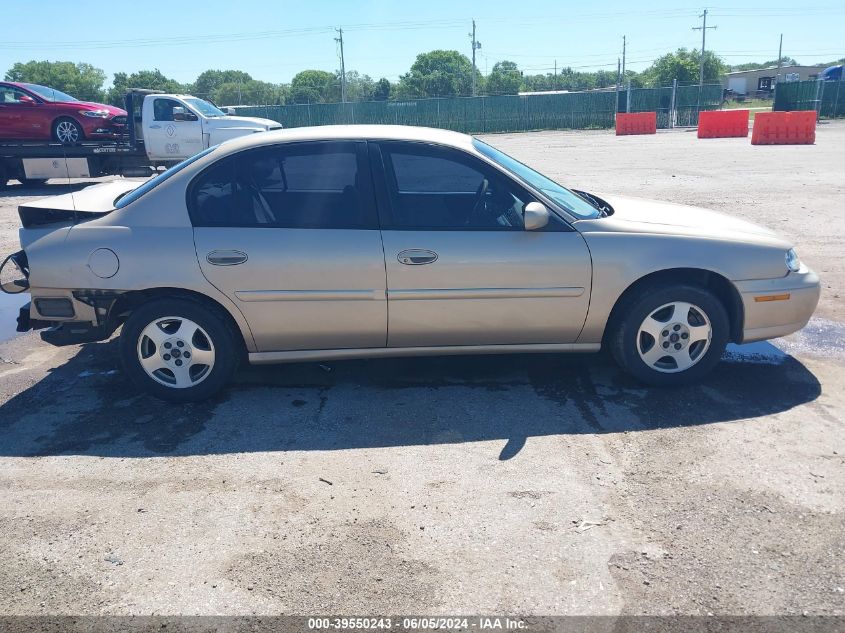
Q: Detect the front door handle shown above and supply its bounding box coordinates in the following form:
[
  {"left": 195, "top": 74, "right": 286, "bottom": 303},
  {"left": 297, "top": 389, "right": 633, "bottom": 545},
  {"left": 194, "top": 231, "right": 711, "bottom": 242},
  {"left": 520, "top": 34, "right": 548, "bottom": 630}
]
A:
[
  {"left": 207, "top": 250, "right": 248, "bottom": 266},
  {"left": 397, "top": 249, "right": 438, "bottom": 265}
]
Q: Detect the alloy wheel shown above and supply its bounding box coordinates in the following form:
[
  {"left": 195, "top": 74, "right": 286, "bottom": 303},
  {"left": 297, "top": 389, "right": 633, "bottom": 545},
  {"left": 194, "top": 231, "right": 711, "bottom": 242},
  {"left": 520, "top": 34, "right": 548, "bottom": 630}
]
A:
[
  {"left": 636, "top": 301, "right": 712, "bottom": 373},
  {"left": 55, "top": 120, "right": 79, "bottom": 144},
  {"left": 136, "top": 316, "right": 216, "bottom": 388}
]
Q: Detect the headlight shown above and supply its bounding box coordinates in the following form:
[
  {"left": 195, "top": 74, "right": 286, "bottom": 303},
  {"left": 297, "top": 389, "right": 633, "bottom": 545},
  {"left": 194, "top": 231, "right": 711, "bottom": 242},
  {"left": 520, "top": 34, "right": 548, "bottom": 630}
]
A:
[
  {"left": 79, "top": 110, "right": 110, "bottom": 118},
  {"left": 785, "top": 248, "right": 801, "bottom": 273}
]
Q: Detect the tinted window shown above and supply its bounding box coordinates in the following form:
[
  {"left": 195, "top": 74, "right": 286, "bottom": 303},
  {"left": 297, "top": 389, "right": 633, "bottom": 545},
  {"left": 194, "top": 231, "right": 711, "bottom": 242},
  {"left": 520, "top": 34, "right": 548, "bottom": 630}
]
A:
[
  {"left": 189, "top": 142, "right": 376, "bottom": 229},
  {"left": 21, "top": 83, "right": 77, "bottom": 102},
  {"left": 0, "top": 86, "right": 30, "bottom": 104},
  {"left": 380, "top": 142, "right": 534, "bottom": 230},
  {"left": 153, "top": 98, "right": 182, "bottom": 122},
  {"left": 115, "top": 146, "right": 217, "bottom": 209},
  {"left": 472, "top": 139, "right": 600, "bottom": 219}
]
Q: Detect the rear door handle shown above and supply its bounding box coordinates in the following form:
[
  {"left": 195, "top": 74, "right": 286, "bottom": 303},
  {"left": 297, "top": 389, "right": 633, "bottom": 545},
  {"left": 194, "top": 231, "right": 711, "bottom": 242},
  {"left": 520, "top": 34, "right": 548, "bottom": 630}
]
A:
[
  {"left": 207, "top": 250, "right": 248, "bottom": 266},
  {"left": 397, "top": 249, "right": 438, "bottom": 265}
]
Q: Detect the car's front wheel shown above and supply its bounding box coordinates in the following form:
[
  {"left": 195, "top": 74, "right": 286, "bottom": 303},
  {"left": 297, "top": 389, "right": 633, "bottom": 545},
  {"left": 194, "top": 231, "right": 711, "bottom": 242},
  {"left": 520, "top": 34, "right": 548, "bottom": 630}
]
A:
[
  {"left": 52, "top": 117, "right": 84, "bottom": 145},
  {"left": 609, "top": 284, "right": 729, "bottom": 386},
  {"left": 119, "top": 298, "right": 239, "bottom": 402}
]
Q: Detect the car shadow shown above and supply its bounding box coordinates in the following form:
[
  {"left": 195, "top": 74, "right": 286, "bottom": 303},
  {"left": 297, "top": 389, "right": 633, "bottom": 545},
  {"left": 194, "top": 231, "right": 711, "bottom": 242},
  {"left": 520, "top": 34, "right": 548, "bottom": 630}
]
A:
[
  {"left": 0, "top": 181, "right": 90, "bottom": 197},
  {"left": 0, "top": 338, "right": 822, "bottom": 460}
]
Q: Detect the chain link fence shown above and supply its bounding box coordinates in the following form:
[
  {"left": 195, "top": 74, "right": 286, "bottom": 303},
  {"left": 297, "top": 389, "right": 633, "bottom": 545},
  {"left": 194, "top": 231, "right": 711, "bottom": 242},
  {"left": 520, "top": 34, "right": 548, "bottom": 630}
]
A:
[
  {"left": 774, "top": 79, "right": 845, "bottom": 118},
  {"left": 233, "top": 84, "right": 723, "bottom": 134}
]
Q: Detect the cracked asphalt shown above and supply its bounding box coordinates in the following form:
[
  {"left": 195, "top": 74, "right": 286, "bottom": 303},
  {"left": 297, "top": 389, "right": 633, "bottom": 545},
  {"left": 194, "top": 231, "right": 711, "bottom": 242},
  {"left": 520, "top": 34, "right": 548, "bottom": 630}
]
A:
[{"left": 0, "top": 125, "right": 843, "bottom": 617}]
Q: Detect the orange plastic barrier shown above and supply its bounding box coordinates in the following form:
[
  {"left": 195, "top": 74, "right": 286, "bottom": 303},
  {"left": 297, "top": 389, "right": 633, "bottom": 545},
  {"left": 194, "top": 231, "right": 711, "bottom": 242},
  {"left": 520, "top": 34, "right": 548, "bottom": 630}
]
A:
[
  {"left": 697, "top": 109, "right": 749, "bottom": 138},
  {"left": 751, "top": 111, "right": 816, "bottom": 145},
  {"left": 616, "top": 112, "right": 657, "bottom": 135}
]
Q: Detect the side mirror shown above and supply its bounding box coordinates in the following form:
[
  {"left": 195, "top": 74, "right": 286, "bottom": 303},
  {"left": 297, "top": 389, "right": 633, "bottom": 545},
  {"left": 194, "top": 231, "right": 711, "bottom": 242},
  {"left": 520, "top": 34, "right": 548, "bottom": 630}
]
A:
[
  {"left": 523, "top": 201, "right": 550, "bottom": 231},
  {"left": 18, "top": 95, "right": 37, "bottom": 105},
  {"left": 172, "top": 106, "right": 197, "bottom": 122}
]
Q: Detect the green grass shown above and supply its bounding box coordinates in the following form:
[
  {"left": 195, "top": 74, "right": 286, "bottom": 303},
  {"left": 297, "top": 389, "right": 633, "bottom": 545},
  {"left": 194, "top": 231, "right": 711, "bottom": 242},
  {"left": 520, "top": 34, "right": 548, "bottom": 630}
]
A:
[{"left": 722, "top": 99, "right": 772, "bottom": 120}]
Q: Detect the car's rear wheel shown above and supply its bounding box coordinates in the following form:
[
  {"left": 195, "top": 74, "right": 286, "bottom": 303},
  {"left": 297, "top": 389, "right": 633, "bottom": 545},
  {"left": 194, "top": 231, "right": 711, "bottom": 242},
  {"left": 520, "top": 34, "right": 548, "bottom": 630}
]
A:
[
  {"left": 609, "top": 284, "right": 729, "bottom": 386},
  {"left": 52, "top": 117, "right": 84, "bottom": 145},
  {"left": 119, "top": 298, "right": 238, "bottom": 402}
]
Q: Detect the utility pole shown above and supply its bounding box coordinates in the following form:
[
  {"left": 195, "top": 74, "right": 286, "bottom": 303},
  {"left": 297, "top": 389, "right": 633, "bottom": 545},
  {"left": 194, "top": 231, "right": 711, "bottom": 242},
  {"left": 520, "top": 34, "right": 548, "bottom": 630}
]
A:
[
  {"left": 469, "top": 19, "right": 481, "bottom": 96},
  {"left": 692, "top": 9, "right": 717, "bottom": 85},
  {"left": 616, "top": 57, "right": 621, "bottom": 113},
  {"left": 622, "top": 35, "right": 626, "bottom": 79},
  {"left": 777, "top": 33, "right": 783, "bottom": 70},
  {"left": 616, "top": 58, "right": 621, "bottom": 91},
  {"left": 335, "top": 27, "right": 347, "bottom": 103},
  {"left": 554, "top": 59, "right": 558, "bottom": 91}
]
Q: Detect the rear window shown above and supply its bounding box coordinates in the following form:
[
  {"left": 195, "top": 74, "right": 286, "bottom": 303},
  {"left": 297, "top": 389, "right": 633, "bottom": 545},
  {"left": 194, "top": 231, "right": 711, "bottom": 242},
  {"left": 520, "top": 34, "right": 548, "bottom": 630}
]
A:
[{"left": 115, "top": 146, "right": 216, "bottom": 209}]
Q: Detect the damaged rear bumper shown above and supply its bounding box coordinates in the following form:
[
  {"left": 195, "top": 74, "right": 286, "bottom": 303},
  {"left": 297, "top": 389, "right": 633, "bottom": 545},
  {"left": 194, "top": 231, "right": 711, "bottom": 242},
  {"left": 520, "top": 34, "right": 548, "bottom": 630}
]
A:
[{"left": 17, "top": 300, "right": 116, "bottom": 346}]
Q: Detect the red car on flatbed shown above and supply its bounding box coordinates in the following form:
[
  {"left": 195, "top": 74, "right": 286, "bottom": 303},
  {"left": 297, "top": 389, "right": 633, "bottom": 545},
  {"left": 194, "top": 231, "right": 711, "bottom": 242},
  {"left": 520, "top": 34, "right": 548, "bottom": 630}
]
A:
[{"left": 0, "top": 81, "right": 126, "bottom": 144}]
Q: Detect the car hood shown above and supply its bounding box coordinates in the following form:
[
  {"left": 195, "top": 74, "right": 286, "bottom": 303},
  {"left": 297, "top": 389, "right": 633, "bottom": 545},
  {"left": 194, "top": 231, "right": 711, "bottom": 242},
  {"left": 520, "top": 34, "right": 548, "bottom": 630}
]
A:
[
  {"left": 75, "top": 102, "right": 127, "bottom": 116},
  {"left": 210, "top": 115, "right": 281, "bottom": 130},
  {"left": 580, "top": 193, "right": 789, "bottom": 246}
]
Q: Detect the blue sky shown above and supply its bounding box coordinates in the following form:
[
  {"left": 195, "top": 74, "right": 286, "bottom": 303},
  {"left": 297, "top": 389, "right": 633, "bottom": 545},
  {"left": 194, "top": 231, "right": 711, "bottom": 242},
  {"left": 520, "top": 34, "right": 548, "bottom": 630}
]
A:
[{"left": 1, "top": 0, "right": 843, "bottom": 86}]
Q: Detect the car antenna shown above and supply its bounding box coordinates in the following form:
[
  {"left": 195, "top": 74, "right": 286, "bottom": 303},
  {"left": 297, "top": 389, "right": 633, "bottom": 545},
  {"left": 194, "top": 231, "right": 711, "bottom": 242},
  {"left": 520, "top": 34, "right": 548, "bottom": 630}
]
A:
[{"left": 56, "top": 87, "right": 79, "bottom": 225}]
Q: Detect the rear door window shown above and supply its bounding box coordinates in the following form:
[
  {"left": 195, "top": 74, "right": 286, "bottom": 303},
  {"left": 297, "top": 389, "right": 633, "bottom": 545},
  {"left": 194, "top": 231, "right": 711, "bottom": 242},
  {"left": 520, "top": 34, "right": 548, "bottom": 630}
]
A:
[{"left": 189, "top": 141, "right": 378, "bottom": 229}]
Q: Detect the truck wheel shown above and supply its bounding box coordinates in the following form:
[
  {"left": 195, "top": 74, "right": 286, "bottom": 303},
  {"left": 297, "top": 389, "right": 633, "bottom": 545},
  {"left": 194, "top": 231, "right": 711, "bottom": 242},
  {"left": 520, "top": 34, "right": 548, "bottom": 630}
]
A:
[
  {"left": 52, "top": 117, "right": 84, "bottom": 145},
  {"left": 609, "top": 284, "right": 729, "bottom": 387},
  {"left": 119, "top": 298, "right": 239, "bottom": 403}
]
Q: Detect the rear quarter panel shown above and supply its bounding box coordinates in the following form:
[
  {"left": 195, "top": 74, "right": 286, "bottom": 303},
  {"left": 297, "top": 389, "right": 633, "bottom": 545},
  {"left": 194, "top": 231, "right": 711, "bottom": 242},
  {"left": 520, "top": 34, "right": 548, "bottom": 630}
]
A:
[{"left": 24, "top": 175, "right": 258, "bottom": 351}]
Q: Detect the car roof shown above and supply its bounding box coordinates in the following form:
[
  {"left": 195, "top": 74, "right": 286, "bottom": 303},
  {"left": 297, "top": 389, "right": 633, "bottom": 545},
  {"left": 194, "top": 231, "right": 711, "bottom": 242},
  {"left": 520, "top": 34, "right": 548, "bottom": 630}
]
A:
[{"left": 214, "top": 124, "right": 476, "bottom": 155}]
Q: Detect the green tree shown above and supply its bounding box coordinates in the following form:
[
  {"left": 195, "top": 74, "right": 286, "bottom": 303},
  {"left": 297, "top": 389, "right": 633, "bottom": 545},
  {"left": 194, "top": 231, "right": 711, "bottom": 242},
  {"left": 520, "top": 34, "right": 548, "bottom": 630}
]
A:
[
  {"left": 372, "top": 77, "right": 391, "bottom": 101},
  {"left": 213, "top": 80, "right": 287, "bottom": 106},
  {"left": 106, "top": 69, "right": 184, "bottom": 106},
  {"left": 5, "top": 60, "right": 106, "bottom": 101},
  {"left": 486, "top": 61, "right": 521, "bottom": 95},
  {"left": 289, "top": 70, "right": 338, "bottom": 104},
  {"left": 396, "top": 50, "right": 478, "bottom": 98},
  {"left": 730, "top": 57, "right": 798, "bottom": 72},
  {"left": 192, "top": 69, "right": 253, "bottom": 99},
  {"left": 640, "top": 48, "right": 726, "bottom": 86},
  {"left": 341, "top": 70, "right": 375, "bottom": 102}
]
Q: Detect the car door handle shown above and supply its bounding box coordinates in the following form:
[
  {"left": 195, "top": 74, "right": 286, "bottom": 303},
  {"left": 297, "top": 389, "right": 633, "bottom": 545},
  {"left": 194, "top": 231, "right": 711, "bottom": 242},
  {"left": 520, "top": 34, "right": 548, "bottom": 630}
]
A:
[
  {"left": 207, "top": 250, "right": 248, "bottom": 266},
  {"left": 397, "top": 249, "right": 438, "bottom": 265},
  {"left": 149, "top": 124, "right": 161, "bottom": 129}
]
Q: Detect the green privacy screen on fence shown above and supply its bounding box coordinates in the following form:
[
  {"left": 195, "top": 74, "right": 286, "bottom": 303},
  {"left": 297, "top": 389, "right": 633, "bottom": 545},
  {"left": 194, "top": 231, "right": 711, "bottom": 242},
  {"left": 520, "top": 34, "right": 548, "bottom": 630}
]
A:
[
  {"left": 235, "top": 84, "right": 723, "bottom": 134},
  {"left": 774, "top": 79, "right": 845, "bottom": 118}
]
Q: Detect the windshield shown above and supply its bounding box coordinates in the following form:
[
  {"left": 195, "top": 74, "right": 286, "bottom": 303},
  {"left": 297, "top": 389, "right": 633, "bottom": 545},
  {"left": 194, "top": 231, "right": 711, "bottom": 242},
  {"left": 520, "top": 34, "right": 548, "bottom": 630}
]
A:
[
  {"left": 115, "top": 146, "right": 217, "bottom": 209},
  {"left": 183, "top": 97, "right": 226, "bottom": 118},
  {"left": 23, "top": 83, "right": 78, "bottom": 102},
  {"left": 472, "top": 139, "right": 601, "bottom": 220}
]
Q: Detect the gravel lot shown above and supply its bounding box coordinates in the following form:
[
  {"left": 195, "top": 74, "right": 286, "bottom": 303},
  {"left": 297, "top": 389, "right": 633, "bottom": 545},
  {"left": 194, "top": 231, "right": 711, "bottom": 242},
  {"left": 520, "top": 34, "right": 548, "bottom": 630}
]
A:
[{"left": 0, "top": 124, "right": 843, "bottom": 618}]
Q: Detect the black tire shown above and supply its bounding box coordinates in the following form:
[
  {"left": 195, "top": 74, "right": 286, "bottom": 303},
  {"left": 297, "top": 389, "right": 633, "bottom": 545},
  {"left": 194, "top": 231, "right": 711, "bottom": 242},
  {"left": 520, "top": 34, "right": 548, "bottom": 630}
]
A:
[
  {"left": 51, "top": 117, "right": 84, "bottom": 145},
  {"left": 119, "top": 298, "right": 239, "bottom": 402},
  {"left": 609, "top": 283, "right": 729, "bottom": 387},
  {"left": 19, "top": 178, "right": 48, "bottom": 187}
]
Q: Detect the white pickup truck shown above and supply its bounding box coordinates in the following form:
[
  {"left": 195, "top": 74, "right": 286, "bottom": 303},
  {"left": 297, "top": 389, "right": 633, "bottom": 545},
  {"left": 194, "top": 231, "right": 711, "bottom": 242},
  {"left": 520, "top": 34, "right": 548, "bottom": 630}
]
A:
[
  {"left": 0, "top": 88, "right": 282, "bottom": 187},
  {"left": 133, "top": 91, "right": 282, "bottom": 161}
]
